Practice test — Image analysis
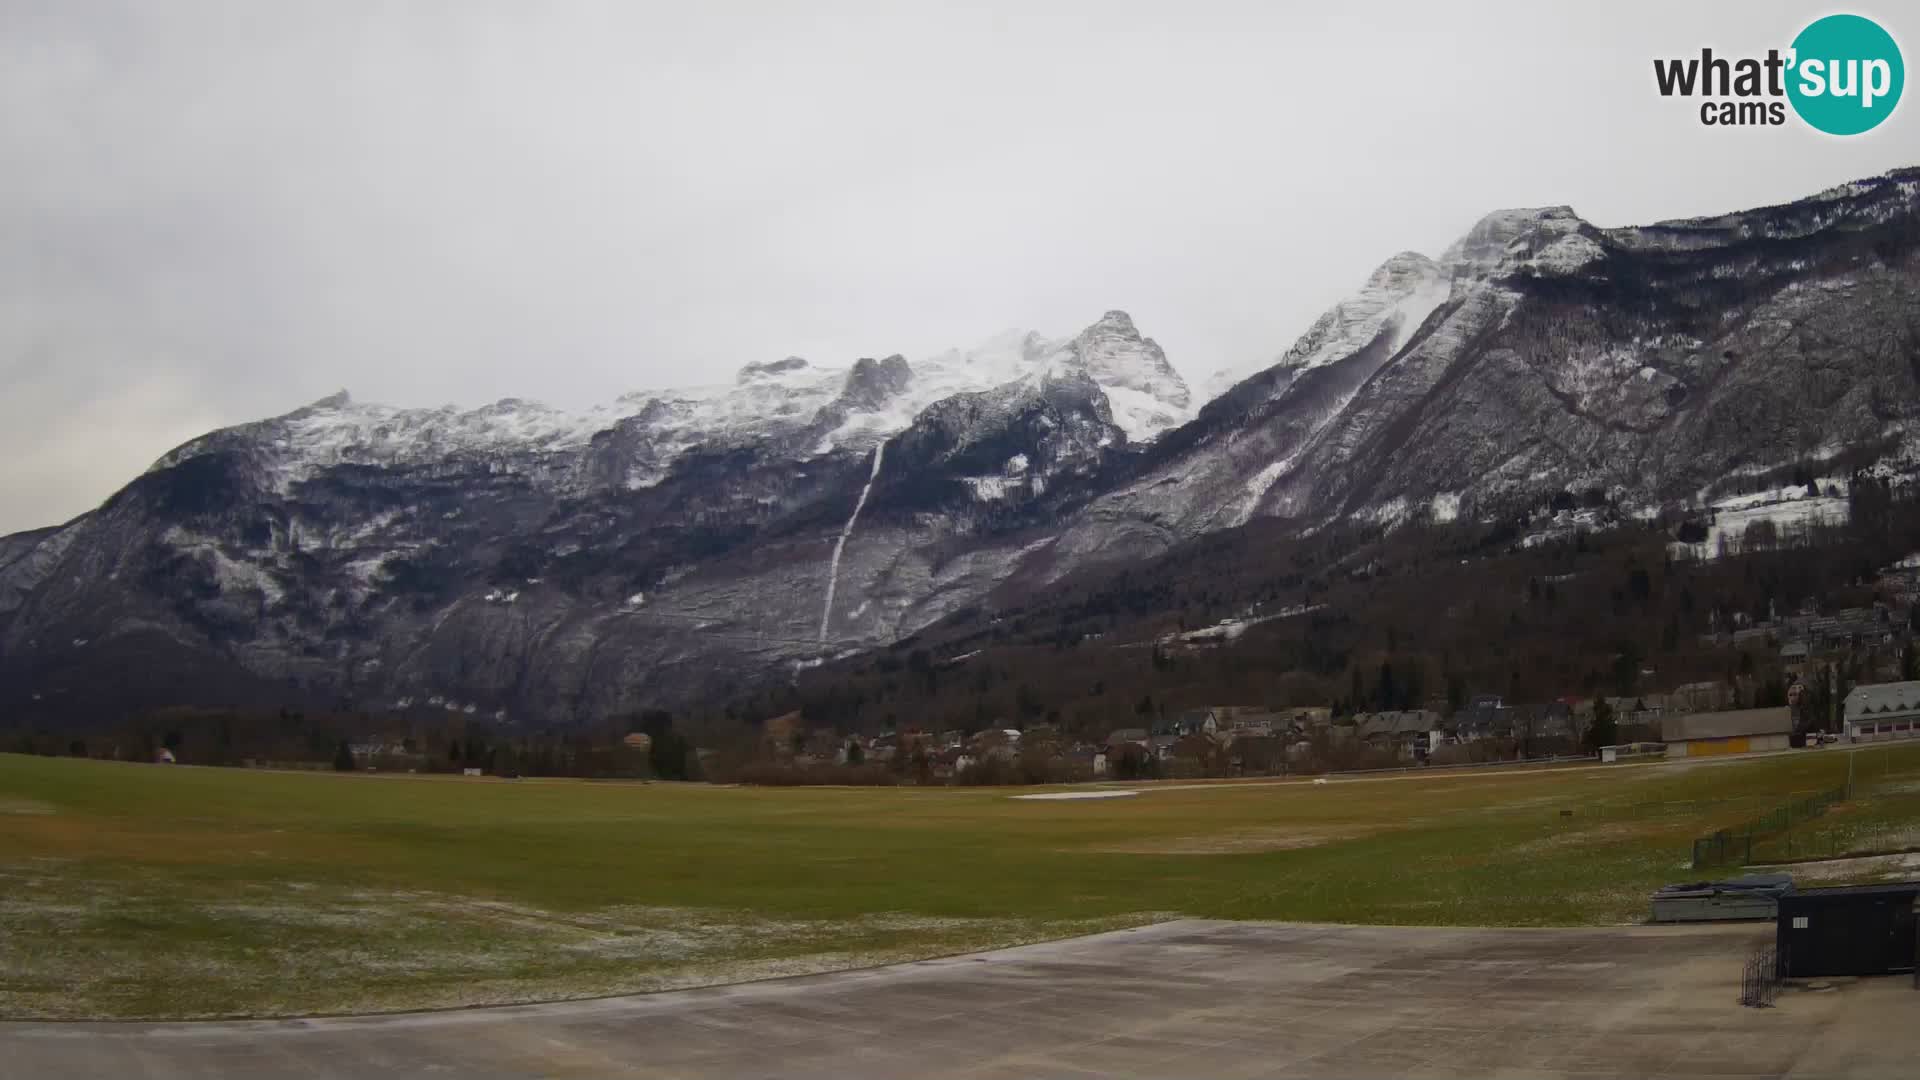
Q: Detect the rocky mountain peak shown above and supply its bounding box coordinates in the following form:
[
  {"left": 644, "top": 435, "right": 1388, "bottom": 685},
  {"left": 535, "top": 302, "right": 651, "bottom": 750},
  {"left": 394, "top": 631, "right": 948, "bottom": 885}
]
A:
[
  {"left": 1202, "top": 251, "right": 1453, "bottom": 400},
  {"left": 1442, "top": 205, "right": 1596, "bottom": 277},
  {"left": 1367, "top": 252, "right": 1441, "bottom": 288},
  {"left": 834, "top": 354, "right": 914, "bottom": 413},
  {"left": 1062, "top": 312, "right": 1177, "bottom": 389},
  {"left": 736, "top": 356, "right": 810, "bottom": 383},
  {"left": 1054, "top": 310, "right": 1192, "bottom": 440}
]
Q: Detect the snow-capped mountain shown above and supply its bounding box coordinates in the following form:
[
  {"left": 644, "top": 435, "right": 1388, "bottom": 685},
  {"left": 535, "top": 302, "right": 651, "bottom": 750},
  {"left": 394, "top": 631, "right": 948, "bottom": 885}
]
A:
[
  {"left": 1048, "top": 169, "right": 1920, "bottom": 575},
  {"left": 0, "top": 311, "right": 1188, "bottom": 722},
  {"left": 1051, "top": 311, "right": 1192, "bottom": 441},
  {"left": 4, "top": 168, "right": 1918, "bottom": 724},
  {"left": 151, "top": 310, "right": 1194, "bottom": 500}
]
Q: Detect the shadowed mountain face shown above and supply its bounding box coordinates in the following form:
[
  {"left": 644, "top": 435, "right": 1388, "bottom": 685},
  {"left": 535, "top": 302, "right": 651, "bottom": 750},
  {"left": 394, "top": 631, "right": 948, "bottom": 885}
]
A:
[{"left": 5, "top": 169, "right": 1919, "bottom": 725}]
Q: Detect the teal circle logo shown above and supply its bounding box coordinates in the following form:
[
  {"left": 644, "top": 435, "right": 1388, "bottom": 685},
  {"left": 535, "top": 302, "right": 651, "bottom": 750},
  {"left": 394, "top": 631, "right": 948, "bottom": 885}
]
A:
[{"left": 1788, "top": 14, "right": 1904, "bottom": 135}]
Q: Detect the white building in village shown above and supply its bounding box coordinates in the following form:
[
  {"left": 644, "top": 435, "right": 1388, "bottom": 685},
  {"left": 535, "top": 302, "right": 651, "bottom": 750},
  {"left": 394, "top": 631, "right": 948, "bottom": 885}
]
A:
[{"left": 1844, "top": 681, "right": 1920, "bottom": 742}]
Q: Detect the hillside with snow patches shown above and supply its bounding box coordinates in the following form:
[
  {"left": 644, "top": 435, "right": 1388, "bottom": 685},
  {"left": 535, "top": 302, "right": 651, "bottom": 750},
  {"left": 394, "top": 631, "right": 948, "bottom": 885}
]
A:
[{"left": 3, "top": 168, "right": 1919, "bottom": 723}]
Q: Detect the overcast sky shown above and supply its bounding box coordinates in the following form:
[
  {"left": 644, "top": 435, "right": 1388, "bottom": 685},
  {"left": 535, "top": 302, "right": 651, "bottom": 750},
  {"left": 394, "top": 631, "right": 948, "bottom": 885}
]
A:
[{"left": 2, "top": 1, "right": 1914, "bottom": 534}]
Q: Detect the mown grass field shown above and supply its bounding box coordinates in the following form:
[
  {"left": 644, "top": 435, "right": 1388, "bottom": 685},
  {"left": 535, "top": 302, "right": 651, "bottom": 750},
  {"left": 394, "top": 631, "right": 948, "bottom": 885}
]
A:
[{"left": 3, "top": 745, "right": 1918, "bottom": 1019}]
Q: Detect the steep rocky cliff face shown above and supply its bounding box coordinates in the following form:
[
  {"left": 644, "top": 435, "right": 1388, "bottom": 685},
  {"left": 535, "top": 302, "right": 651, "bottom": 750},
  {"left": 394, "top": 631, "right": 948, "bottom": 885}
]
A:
[{"left": 4, "top": 169, "right": 1918, "bottom": 725}]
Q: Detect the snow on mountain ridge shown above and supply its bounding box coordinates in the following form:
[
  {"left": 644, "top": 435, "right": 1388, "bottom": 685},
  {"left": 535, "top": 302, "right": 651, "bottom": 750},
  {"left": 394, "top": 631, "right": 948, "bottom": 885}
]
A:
[
  {"left": 1206, "top": 250, "right": 1452, "bottom": 399},
  {"left": 152, "top": 312, "right": 1195, "bottom": 489},
  {"left": 816, "top": 329, "right": 1058, "bottom": 452},
  {"left": 1128, "top": 205, "right": 1620, "bottom": 539},
  {"left": 1440, "top": 205, "right": 1586, "bottom": 274},
  {"left": 1040, "top": 309, "right": 1193, "bottom": 443},
  {"left": 149, "top": 392, "right": 630, "bottom": 487},
  {"left": 158, "top": 204, "right": 1615, "bottom": 502},
  {"left": 1202, "top": 205, "right": 1612, "bottom": 399}
]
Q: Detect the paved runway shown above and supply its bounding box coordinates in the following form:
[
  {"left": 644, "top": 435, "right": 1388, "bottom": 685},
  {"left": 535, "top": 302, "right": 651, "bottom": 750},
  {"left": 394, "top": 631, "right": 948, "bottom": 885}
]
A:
[{"left": 3, "top": 920, "right": 1914, "bottom": 1078}]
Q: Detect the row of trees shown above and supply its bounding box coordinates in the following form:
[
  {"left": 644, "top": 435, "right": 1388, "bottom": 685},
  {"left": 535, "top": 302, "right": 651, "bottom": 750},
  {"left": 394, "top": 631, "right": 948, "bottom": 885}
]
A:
[{"left": 19, "top": 704, "right": 703, "bottom": 783}]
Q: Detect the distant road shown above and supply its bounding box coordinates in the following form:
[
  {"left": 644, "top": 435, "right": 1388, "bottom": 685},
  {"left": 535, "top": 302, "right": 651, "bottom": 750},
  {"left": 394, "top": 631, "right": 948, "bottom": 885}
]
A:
[{"left": 5, "top": 920, "right": 1913, "bottom": 1078}]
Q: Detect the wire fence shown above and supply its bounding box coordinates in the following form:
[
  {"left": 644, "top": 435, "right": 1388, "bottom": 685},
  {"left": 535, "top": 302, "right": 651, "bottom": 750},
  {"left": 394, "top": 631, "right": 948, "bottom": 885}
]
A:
[
  {"left": 1749, "top": 818, "right": 1920, "bottom": 865},
  {"left": 1691, "top": 786, "right": 1849, "bottom": 868},
  {"left": 1740, "top": 943, "right": 1784, "bottom": 1008}
]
